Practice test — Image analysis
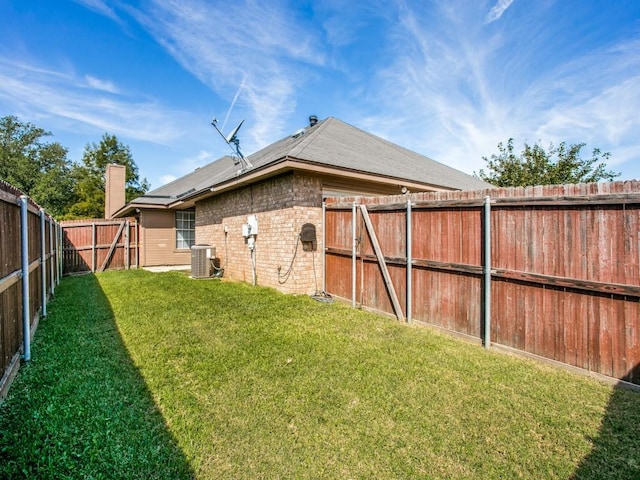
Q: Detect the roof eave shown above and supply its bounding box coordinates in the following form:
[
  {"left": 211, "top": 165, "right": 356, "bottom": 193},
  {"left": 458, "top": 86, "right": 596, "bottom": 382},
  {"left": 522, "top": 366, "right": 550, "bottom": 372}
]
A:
[
  {"left": 112, "top": 202, "right": 172, "bottom": 217},
  {"left": 171, "top": 156, "right": 458, "bottom": 206}
]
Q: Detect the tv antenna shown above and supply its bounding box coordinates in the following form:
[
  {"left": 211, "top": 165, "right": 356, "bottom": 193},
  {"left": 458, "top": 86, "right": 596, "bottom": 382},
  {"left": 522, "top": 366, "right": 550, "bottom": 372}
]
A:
[{"left": 211, "top": 117, "right": 254, "bottom": 172}]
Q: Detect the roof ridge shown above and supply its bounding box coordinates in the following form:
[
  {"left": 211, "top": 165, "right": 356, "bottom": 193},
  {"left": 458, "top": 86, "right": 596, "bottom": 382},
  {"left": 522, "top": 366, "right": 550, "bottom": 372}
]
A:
[{"left": 288, "top": 117, "right": 334, "bottom": 158}]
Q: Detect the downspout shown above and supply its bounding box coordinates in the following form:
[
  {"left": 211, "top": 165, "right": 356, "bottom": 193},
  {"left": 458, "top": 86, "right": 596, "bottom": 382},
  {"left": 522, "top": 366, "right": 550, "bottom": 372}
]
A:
[
  {"left": 406, "top": 199, "right": 412, "bottom": 323},
  {"left": 20, "top": 196, "right": 31, "bottom": 361},
  {"left": 40, "top": 208, "right": 47, "bottom": 317},
  {"left": 483, "top": 195, "right": 492, "bottom": 349}
]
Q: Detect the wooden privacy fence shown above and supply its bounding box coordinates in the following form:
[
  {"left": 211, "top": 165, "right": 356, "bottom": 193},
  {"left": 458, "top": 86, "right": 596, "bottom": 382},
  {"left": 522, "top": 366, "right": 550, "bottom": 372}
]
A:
[
  {"left": 0, "top": 181, "right": 62, "bottom": 400},
  {"left": 324, "top": 181, "right": 640, "bottom": 385},
  {"left": 61, "top": 218, "right": 138, "bottom": 275}
]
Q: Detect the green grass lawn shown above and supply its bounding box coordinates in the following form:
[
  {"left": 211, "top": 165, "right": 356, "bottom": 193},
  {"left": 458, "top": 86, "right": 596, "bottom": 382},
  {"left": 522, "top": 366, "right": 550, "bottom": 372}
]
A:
[{"left": 1, "top": 269, "right": 639, "bottom": 479}]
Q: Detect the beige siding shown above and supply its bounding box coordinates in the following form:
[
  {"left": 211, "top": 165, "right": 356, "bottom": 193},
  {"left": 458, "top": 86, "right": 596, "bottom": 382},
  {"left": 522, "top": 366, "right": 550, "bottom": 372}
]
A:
[{"left": 140, "top": 210, "right": 191, "bottom": 266}]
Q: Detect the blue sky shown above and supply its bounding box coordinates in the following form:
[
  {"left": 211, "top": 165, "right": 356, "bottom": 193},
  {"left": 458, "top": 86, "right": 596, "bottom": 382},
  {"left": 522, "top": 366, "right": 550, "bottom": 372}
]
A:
[{"left": 1, "top": 0, "right": 639, "bottom": 189}]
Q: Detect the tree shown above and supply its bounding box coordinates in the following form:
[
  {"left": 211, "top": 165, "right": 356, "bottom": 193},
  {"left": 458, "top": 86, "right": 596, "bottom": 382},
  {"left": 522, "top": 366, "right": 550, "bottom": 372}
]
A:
[
  {"left": 476, "top": 139, "right": 620, "bottom": 187},
  {"left": 66, "top": 133, "right": 149, "bottom": 218},
  {"left": 0, "top": 115, "right": 76, "bottom": 216}
]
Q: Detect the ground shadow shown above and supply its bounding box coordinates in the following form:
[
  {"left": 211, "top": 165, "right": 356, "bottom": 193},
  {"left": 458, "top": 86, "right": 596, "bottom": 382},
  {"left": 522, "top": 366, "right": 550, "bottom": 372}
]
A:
[
  {"left": 570, "top": 364, "right": 640, "bottom": 479},
  {"left": 0, "top": 274, "right": 195, "bottom": 479}
]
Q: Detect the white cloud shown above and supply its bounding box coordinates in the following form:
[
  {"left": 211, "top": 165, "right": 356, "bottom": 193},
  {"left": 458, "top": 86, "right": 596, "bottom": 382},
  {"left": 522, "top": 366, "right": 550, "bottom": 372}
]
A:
[
  {"left": 127, "top": 0, "right": 325, "bottom": 150},
  {"left": 72, "top": 0, "right": 120, "bottom": 22},
  {"left": 537, "top": 76, "right": 640, "bottom": 161},
  {"left": 84, "top": 74, "right": 119, "bottom": 93},
  {"left": 0, "top": 57, "right": 189, "bottom": 144},
  {"left": 364, "top": 1, "right": 640, "bottom": 179},
  {"left": 485, "top": 0, "right": 515, "bottom": 24}
]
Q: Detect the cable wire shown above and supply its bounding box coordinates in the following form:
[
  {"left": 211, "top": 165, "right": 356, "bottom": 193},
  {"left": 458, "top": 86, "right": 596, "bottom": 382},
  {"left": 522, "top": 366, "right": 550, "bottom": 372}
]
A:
[{"left": 278, "top": 234, "right": 300, "bottom": 284}]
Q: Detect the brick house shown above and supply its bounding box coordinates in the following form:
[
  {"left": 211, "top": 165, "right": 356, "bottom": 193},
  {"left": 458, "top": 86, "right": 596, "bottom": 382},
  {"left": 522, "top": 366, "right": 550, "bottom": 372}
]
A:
[{"left": 113, "top": 116, "right": 490, "bottom": 294}]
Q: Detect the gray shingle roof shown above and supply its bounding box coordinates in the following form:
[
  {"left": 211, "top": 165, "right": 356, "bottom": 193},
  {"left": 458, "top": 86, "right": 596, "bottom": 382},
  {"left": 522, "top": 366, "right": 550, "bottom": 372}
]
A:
[{"left": 130, "top": 117, "right": 490, "bottom": 207}]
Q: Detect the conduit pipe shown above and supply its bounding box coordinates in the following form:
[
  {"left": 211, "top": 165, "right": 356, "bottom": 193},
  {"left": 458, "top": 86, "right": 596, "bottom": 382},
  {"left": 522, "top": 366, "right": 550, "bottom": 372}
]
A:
[
  {"left": 40, "top": 209, "right": 47, "bottom": 317},
  {"left": 20, "top": 196, "right": 31, "bottom": 361},
  {"left": 483, "top": 195, "right": 492, "bottom": 349}
]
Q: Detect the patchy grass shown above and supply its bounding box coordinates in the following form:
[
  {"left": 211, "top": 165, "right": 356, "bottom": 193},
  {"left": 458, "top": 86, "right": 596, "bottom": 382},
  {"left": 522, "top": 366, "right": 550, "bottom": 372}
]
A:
[{"left": 1, "top": 269, "right": 639, "bottom": 479}]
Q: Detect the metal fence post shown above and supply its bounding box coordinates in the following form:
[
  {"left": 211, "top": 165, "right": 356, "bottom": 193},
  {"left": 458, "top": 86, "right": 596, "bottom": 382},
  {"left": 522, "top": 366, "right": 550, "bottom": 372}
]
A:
[
  {"left": 40, "top": 208, "right": 47, "bottom": 317},
  {"left": 322, "top": 202, "right": 326, "bottom": 294},
  {"left": 91, "top": 222, "right": 96, "bottom": 272},
  {"left": 483, "top": 196, "right": 492, "bottom": 349},
  {"left": 125, "top": 220, "right": 130, "bottom": 270},
  {"left": 352, "top": 202, "right": 357, "bottom": 308},
  {"left": 406, "top": 199, "right": 412, "bottom": 323},
  {"left": 57, "top": 223, "right": 63, "bottom": 281},
  {"left": 20, "top": 196, "right": 31, "bottom": 361},
  {"left": 49, "top": 217, "right": 55, "bottom": 295}
]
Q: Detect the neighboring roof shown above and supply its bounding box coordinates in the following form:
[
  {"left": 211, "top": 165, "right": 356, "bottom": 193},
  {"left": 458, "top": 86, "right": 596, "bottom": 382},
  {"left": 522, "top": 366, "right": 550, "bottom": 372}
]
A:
[{"left": 120, "top": 117, "right": 491, "bottom": 214}]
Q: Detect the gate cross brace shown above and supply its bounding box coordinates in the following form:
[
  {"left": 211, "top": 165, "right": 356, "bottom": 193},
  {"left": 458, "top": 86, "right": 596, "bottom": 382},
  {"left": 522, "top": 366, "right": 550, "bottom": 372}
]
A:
[
  {"left": 98, "top": 221, "right": 126, "bottom": 273},
  {"left": 359, "top": 205, "right": 405, "bottom": 321}
]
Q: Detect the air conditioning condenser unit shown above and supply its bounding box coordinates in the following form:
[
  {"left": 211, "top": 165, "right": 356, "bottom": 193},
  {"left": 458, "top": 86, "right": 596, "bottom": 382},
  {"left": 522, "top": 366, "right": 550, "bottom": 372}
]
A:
[{"left": 191, "top": 245, "right": 215, "bottom": 278}]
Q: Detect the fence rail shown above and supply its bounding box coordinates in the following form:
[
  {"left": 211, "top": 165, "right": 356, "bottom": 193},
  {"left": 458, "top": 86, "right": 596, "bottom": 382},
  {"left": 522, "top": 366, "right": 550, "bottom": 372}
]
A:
[
  {"left": 0, "top": 181, "right": 61, "bottom": 401},
  {"left": 324, "top": 180, "right": 640, "bottom": 385}
]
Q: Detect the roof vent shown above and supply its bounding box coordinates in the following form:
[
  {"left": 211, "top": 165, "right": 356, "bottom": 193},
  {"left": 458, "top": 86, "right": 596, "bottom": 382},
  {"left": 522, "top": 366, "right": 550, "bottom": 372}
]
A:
[
  {"left": 174, "top": 187, "right": 196, "bottom": 199},
  {"left": 291, "top": 128, "right": 305, "bottom": 139},
  {"left": 309, "top": 115, "right": 318, "bottom": 127}
]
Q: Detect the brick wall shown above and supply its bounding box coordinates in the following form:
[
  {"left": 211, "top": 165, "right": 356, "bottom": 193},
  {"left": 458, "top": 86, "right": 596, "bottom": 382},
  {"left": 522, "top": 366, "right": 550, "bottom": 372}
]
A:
[{"left": 196, "top": 173, "right": 323, "bottom": 294}]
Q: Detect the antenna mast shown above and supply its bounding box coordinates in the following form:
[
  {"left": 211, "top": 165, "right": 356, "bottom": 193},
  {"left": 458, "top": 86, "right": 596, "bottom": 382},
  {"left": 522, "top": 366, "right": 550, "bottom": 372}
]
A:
[{"left": 211, "top": 117, "right": 253, "bottom": 172}]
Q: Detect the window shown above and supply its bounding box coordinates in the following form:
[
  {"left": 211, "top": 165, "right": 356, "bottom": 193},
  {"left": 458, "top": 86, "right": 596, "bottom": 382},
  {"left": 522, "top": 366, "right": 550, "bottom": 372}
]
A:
[{"left": 176, "top": 210, "right": 195, "bottom": 249}]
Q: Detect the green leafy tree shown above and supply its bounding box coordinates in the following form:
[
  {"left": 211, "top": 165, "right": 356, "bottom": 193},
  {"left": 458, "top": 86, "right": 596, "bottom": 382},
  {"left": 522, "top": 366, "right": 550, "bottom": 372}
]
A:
[
  {"left": 67, "top": 133, "right": 149, "bottom": 218},
  {"left": 476, "top": 139, "right": 620, "bottom": 187},
  {"left": 0, "top": 115, "right": 76, "bottom": 216}
]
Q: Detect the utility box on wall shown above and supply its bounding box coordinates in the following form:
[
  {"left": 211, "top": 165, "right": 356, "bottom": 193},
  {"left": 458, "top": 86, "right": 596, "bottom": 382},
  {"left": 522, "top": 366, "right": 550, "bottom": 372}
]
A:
[{"left": 191, "top": 244, "right": 215, "bottom": 278}]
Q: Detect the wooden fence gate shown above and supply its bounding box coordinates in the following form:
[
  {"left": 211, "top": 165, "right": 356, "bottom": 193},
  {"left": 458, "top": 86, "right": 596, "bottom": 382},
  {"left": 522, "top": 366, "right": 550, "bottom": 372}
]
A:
[{"left": 61, "top": 218, "right": 138, "bottom": 274}]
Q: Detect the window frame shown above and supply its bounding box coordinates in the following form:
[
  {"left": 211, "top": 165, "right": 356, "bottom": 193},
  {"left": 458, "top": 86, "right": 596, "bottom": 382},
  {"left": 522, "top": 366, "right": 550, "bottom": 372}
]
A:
[{"left": 175, "top": 209, "right": 196, "bottom": 250}]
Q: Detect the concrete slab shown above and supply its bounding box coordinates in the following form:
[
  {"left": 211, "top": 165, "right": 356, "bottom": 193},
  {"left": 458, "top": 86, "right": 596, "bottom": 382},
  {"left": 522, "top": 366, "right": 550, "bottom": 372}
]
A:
[{"left": 142, "top": 265, "right": 190, "bottom": 273}]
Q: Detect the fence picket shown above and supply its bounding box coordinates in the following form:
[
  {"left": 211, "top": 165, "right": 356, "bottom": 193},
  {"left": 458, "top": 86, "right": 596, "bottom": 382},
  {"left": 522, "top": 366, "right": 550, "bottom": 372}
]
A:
[{"left": 325, "top": 181, "right": 640, "bottom": 385}]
